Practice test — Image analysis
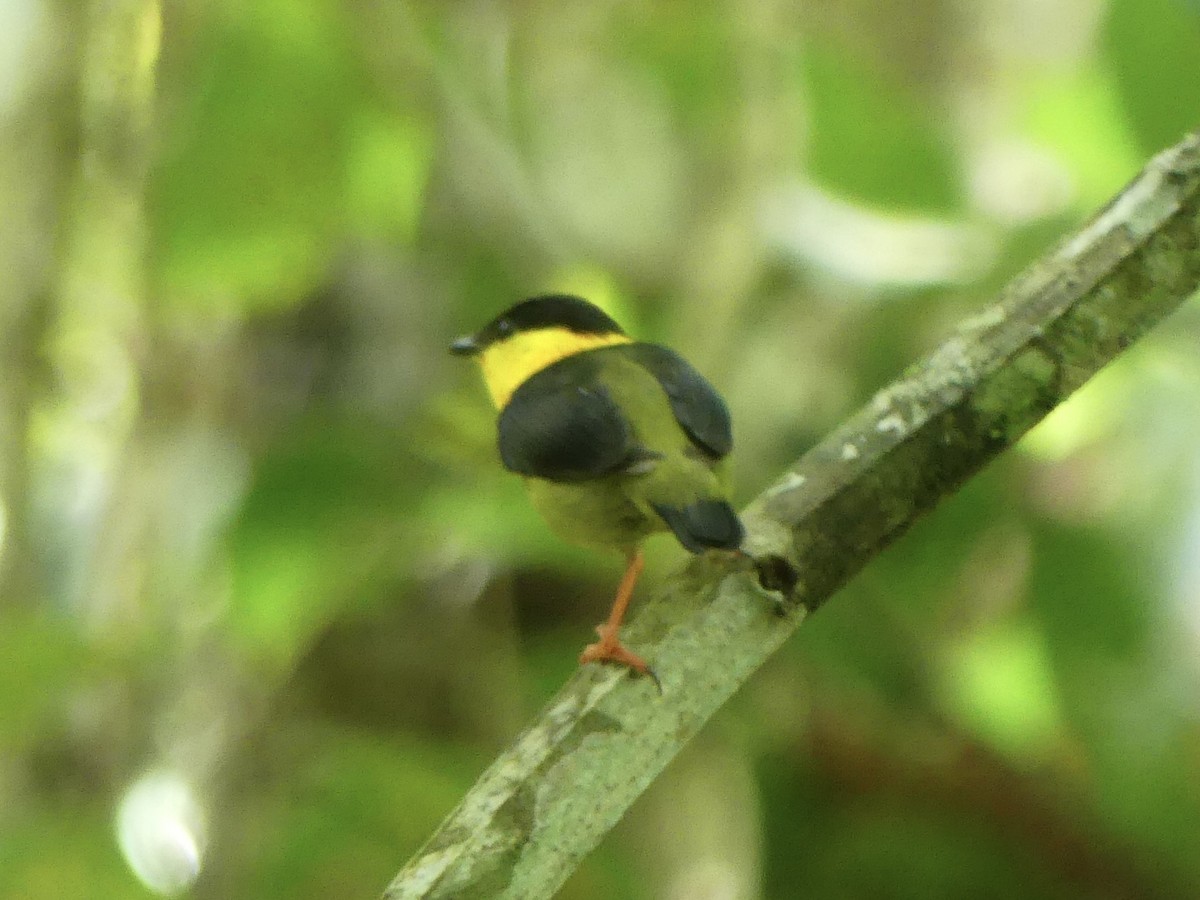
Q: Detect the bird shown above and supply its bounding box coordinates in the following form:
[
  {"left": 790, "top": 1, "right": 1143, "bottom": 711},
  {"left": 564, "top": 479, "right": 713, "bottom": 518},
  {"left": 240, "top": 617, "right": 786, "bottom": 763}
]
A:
[{"left": 450, "top": 294, "right": 744, "bottom": 681}]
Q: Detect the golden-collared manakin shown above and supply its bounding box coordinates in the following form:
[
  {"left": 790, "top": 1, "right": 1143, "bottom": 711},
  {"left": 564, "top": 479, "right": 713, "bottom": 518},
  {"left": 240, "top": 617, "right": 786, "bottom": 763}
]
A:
[{"left": 450, "top": 294, "right": 744, "bottom": 679}]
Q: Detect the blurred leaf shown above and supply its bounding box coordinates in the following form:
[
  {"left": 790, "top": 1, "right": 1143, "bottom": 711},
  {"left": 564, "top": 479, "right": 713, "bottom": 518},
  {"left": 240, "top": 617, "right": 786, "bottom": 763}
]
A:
[
  {"left": 940, "top": 622, "right": 1064, "bottom": 760},
  {"left": 1024, "top": 519, "right": 1200, "bottom": 879},
  {"left": 801, "top": 45, "right": 959, "bottom": 212},
  {"left": 0, "top": 611, "right": 80, "bottom": 748},
  {"left": 235, "top": 728, "right": 475, "bottom": 900},
  {"left": 1027, "top": 523, "right": 1150, "bottom": 706},
  {"left": 757, "top": 752, "right": 1078, "bottom": 900},
  {"left": 613, "top": 5, "right": 739, "bottom": 135},
  {"left": 343, "top": 108, "right": 432, "bottom": 243},
  {"left": 516, "top": 58, "right": 686, "bottom": 272},
  {"left": 1020, "top": 65, "right": 1143, "bottom": 208},
  {"left": 227, "top": 420, "right": 421, "bottom": 668},
  {"left": 1104, "top": 0, "right": 1200, "bottom": 157},
  {"left": 0, "top": 811, "right": 147, "bottom": 899},
  {"left": 808, "top": 811, "right": 1076, "bottom": 900},
  {"left": 151, "top": 2, "right": 366, "bottom": 312},
  {"left": 796, "top": 473, "right": 1009, "bottom": 711}
]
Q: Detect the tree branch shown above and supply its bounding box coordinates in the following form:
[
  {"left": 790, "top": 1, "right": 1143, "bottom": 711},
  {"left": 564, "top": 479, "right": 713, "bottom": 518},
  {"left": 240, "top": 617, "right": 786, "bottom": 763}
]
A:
[{"left": 384, "top": 130, "right": 1200, "bottom": 900}]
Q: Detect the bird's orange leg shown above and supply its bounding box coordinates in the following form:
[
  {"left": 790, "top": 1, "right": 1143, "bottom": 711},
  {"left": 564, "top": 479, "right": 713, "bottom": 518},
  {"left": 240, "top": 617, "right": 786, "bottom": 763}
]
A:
[{"left": 579, "top": 549, "right": 655, "bottom": 682}]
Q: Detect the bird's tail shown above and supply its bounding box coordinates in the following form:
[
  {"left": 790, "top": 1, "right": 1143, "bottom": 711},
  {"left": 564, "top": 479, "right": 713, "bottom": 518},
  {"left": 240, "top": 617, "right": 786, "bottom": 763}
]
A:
[{"left": 650, "top": 499, "right": 744, "bottom": 554}]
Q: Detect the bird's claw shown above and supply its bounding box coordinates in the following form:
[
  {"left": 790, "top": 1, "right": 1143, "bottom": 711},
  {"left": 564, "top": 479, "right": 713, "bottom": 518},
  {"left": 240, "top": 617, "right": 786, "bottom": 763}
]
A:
[{"left": 580, "top": 626, "right": 662, "bottom": 693}]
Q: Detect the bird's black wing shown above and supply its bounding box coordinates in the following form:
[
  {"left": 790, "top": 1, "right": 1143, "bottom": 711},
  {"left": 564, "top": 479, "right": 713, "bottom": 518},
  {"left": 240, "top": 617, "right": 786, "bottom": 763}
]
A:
[
  {"left": 626, "top": 343, "right": 733, "bottom": 459},
  {"left": 497, "top": 354, "right": 641, "bottom": 483}
]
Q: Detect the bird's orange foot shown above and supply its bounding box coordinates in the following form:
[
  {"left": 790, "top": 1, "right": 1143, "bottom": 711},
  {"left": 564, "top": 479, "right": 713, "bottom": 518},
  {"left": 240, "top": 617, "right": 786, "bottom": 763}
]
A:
[{"left": 579, "top": 625, "right": 661, "bottom": 691}]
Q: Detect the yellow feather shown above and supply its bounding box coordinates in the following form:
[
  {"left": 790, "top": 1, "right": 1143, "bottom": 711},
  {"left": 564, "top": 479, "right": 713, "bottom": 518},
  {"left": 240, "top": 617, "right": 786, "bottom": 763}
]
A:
[{"left": 477, "top": 327, "right": 631, "bottom": 409}]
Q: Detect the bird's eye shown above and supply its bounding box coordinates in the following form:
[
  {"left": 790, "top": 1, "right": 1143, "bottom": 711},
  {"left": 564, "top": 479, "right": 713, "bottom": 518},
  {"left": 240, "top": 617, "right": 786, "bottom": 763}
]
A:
[{"left": 496, "top": 319, "right": 515, "bottom": 337}]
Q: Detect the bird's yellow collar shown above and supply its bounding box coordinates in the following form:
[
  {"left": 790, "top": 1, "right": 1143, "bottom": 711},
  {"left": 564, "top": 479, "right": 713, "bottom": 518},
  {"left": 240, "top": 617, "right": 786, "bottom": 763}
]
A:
[{"left": 478, "top": 327, "right": 632, "bottom": 409}]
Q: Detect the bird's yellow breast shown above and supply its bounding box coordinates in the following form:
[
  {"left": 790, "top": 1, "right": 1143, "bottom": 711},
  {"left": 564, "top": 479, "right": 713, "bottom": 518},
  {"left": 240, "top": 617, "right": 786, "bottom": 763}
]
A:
[{"left": 477, "top": 327, "right": 632, "bottom": 409}]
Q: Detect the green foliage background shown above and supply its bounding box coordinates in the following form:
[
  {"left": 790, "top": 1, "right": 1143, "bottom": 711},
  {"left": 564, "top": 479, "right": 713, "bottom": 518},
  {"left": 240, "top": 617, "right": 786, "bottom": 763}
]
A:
[{"left": 2, "top": 1, "right": 1200, "bottom": 898}]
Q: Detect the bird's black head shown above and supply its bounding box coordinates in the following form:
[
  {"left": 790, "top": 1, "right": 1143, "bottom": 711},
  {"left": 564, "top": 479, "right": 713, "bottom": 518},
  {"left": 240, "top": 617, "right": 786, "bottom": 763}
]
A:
[{"left": 449, "top": 294, "right": 625, "bottom": 356}]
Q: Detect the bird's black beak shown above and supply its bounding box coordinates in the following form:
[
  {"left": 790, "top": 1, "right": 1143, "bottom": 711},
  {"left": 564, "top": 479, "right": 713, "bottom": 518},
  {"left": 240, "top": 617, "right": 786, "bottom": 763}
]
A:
[{"left": 449, "top": 334, "right": 480, "bottom": 356}]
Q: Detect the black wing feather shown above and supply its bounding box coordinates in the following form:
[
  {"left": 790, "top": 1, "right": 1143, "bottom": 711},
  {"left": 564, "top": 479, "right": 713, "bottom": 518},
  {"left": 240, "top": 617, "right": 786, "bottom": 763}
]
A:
[
  {"left": 497, "top": 355, "right": 635, "bottom": 482},
  {"left": 626, "top": 343, "right": 733, "bottom": 458}
]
